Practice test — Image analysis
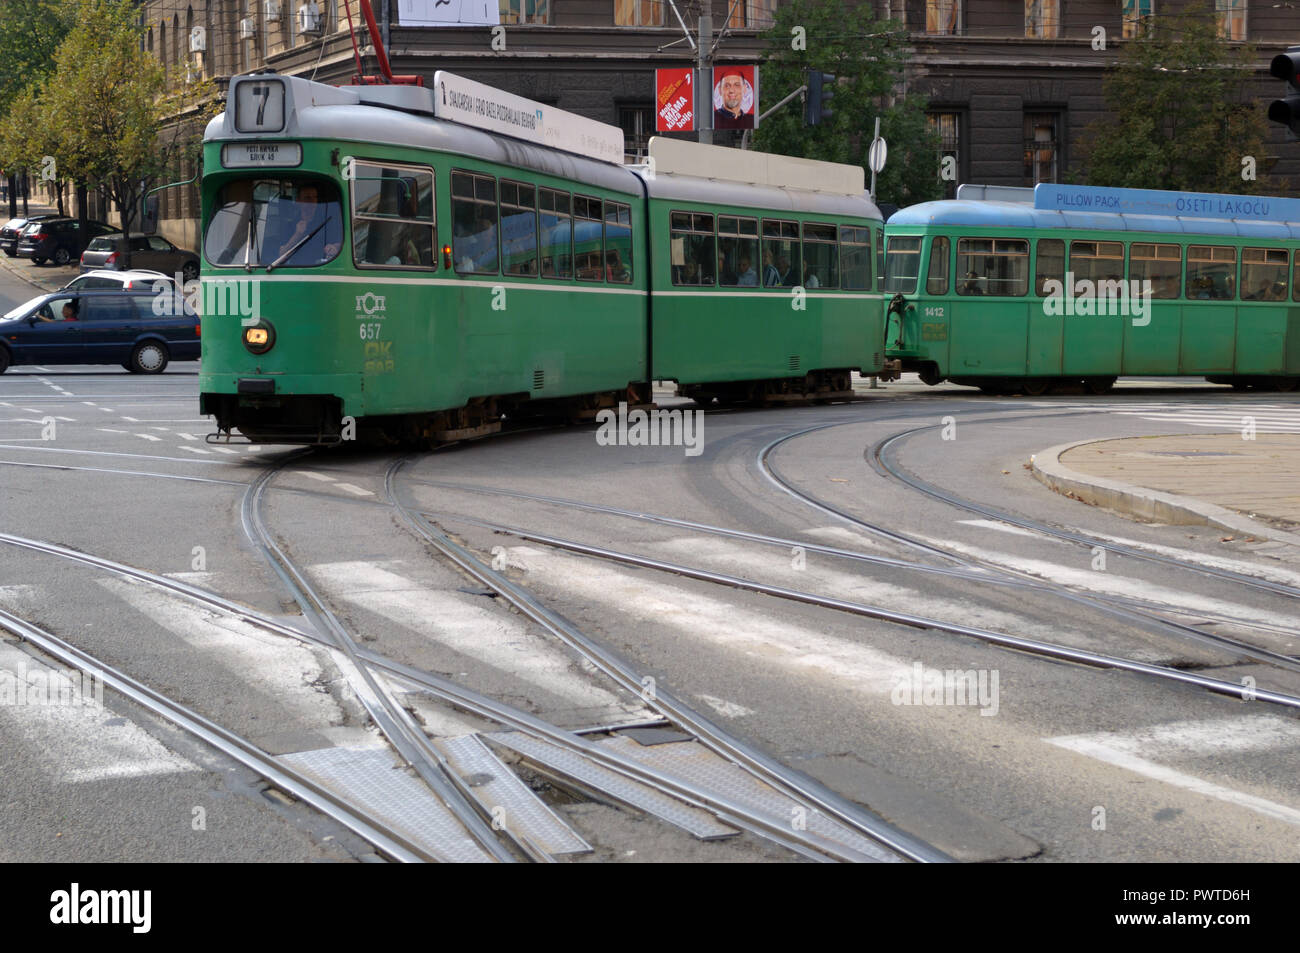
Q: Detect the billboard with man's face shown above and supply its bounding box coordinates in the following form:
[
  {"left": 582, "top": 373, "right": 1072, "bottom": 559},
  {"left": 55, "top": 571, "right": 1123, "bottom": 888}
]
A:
[{"left": 711, "top": 65, "right": 758, "bottom": 131}]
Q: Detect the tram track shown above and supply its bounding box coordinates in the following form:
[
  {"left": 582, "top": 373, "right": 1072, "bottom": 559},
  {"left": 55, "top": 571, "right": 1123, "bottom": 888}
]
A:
[
  {"left": 757, "top": 420, "right": 1300, "bottom": 671},
  {"left": 0, "top": 516, "right": 936, "bottom": 862}
]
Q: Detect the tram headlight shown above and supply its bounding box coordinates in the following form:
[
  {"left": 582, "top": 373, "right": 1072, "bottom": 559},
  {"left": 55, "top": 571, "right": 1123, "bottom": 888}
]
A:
[{"left": 243, "top": 320, "right": 276, "bottom": 355}]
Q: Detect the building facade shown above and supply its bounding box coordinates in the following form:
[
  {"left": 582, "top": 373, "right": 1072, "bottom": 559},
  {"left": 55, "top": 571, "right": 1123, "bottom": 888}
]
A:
[{"left": 142, "top": 0, "right": 1300, "bottom": 249}]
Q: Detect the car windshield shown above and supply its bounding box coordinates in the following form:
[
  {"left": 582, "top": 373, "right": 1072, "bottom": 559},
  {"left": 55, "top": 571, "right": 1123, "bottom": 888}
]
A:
[
  {"left": 2, "top": 295, "right": 50, "bottom": 321},
  {"left": 205, "top": 177, "right": 342, "bottom": 269},
  {"left": 87, "top": 236, "right": 117, "bottom": 251}
]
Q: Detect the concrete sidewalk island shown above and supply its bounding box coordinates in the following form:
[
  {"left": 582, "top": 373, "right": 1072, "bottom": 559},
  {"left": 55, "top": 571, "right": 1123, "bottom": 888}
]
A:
[{"left": 1032, "top": 432, "right": 1300, "bottom": 547}]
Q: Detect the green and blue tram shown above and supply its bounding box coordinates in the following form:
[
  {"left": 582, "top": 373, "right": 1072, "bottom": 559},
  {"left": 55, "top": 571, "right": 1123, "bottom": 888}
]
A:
[
  {"left": 883, "top": 184, "right": 1300, "bottom": 395},
  {"left": 198, "top": 71, "right": 886, "bottom": 444}
]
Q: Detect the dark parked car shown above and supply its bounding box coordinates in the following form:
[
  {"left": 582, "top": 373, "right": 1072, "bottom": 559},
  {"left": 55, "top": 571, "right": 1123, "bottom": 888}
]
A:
[
  {"left": 17, "top": 218, "right": 115, "bottom": 266},
  {"left": 0, "top": 214, "right": 61, "bottom": 257},
  {"left": 80, "top": 232, "right": 200, "bottom": 282},
  {"left": 0, "top": 288, "right": 200, "bottom": 374}
]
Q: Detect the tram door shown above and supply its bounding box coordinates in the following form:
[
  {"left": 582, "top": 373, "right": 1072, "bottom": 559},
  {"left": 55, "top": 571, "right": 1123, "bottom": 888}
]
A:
[{"left": 948, "top": 237, "right": 1030, "bottom": 376}]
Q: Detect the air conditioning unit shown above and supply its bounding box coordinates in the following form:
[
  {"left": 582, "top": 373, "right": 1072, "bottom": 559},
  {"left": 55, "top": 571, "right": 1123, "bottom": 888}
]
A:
[
  {"left": 189, "top": 26, "right": 206, "bottom": 53},
  {"left": 239, "top": 17, "right": 257, "bottom": 39},
  {"left": 265, "top": 0, "right": 282, "bottom": 22},
  {"left": 297, "top": 2, "right": 322, "bottom": 35}
]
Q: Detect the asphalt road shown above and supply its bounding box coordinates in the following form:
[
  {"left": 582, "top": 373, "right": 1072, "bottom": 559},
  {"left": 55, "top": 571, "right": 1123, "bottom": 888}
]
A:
[{"left": 2, "top": 262, "right": 1299, "bottom": 864}]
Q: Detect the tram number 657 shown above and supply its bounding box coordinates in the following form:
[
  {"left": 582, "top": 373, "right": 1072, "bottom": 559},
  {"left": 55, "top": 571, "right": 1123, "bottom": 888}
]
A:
[{"left": 359, "top": 323, "right": 382, "bottom": 341}]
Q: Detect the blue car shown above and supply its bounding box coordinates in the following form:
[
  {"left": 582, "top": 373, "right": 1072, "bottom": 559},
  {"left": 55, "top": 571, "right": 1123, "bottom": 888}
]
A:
[{"left": 0, "top": 289, "right": 200, "bottom": 374}]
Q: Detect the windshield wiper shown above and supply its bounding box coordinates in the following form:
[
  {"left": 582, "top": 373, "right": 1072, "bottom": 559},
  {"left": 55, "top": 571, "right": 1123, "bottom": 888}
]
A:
[
  {"left": 267, "top": 218, "right": 328, "bottom": 273},
  {"left": 243, "top": 210, "right": 258, "bottom": 273}
]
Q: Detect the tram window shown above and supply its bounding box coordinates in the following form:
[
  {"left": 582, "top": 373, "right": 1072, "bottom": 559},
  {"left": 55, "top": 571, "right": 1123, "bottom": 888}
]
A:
[
  {"left": 761, "top": 219, "right": 799, "bottom": 288},
  {"left": 718, "top": 216, "right": 758, "bottom": 287},
  {"left": 672, "top": 211, "right": 717, "bottom": 286},
  {"left": 351, "top": 162, "right": 434, "bottom": 269},
  {"left": 1294, "top": 250, "right": 1300, "bottom": 303},
  {"left": 925, "top": 237, "right": 950, "bottom": 295},
  {"left": 574, "top": 195, "right": 605, "bottom": 282},
  {"left": 1240, "top": 247, "right": 1288, "bottom": 301},
  {"left": 883, "top": 236, "right": 921, "bottom": 294},
  {"left": 874, "top": 227, "right": 885, "bottom": 292},
  {"left": 1069, "top": 241, "right": 1125, "bottom": 297},
  {"left": 1185, "top": 245, "right": 1236, "bottom": 300},
  {"left": 451, "top": 171, "right": 499, "bottom": 275},
  {"left": 801, "top": 223, "right": 838, "bottom": 289},
  {"left": 205, "top": 177, "right": 343, "bottom": 269},
  {"left": 539, "top": 188, "right": 572, "bottom": 279},
  {"left": 956, "top": 238, "right": 1029, "bottom": 297},
  {"left": 1129, "top": 243, "right": 1181, "bottom": 299},
  {"left": 604, "top": 202, "right": 633, "bottom": 283},
  {"left": 500, "top": 180, "right": 538, "bottom": 277},
  {"left": 1034, "top": 238, "right": 1064, "bottom": 296},
  {"left": 840, "top": 227, "right": 871, "bottom": 290}
]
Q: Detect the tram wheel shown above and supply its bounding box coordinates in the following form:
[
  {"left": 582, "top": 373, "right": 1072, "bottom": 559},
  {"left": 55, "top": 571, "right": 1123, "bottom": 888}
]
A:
[
  {"left": 1275, "top": 377, "right": 1299, "bottom": 393},
  {"left": 1082, "top": 376, "right": 1116, "bottom": 395},
  {"left": 918, "top": 363, "right": 943, "bottom": 387},
  {"left": 1021, "top": 378, "right": 1052, "bottom": 397}
]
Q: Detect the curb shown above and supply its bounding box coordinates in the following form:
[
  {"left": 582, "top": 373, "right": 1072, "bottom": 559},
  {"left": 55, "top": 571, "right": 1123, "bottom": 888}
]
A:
[
  {"left": 0, "top": 251, "right": 73, "bottom": 295},
  {"left": 1030, "top": 437, "right": 1300, "bottom": 548}
]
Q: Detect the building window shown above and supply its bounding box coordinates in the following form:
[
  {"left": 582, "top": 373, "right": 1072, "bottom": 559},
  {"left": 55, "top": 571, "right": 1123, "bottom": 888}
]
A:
[
  {"left": 1216, "top": 0, "right": 1246, "bottom": 40},
  {"left": 1024, "top": 112, "right": 1060, "bottom": 186},
  {"left": 614, "top": 0, "right": 664, "bottom": 26},
  {"left": 1122, "top": 0, "right": 1153, "bottom": 38},
  {"left": 928, "top": 112, "right": 960, "bottom": 199},
  {"left": 1025, "top": 0, "right": 1058, "bottom": 38},
  {"left": 925, "top": 0, "right": 959, "bottom": 35},
  {"left": 618, "top": 106, "right": 653, "bottom": 163},
  {"left": 501, "top": 0, "right": 550, "bottom": 24},
  {"left": 723, "top": 0, "right": 778, "bottom": 29}
]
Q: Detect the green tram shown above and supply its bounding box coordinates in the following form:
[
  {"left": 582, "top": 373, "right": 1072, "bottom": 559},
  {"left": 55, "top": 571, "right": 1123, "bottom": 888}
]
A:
[
  {"left": 883, "top": 183, "right": 1300, "bottom": 395},
  {"left": 198, "top": 71, "right": 886, "bottom": 445}
]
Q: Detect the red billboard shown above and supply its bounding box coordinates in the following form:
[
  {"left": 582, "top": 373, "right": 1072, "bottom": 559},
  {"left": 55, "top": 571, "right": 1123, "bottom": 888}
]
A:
[{"left": 656, "top": 68, "right": 695, "bottom": 132}]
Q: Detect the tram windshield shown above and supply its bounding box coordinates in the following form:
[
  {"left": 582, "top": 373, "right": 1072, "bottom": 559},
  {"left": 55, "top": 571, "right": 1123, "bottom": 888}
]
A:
[
  {"left": 205, "top": 177, "right": 343, "bottom": 269},
  {"left": 884, "top": 236, "right": 921, "bottom": 293}
]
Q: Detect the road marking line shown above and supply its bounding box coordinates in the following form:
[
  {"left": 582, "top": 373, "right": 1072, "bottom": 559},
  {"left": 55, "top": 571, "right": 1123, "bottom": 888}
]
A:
[
  {"left": 1048, "top": 720, "right": 1300, "bottom": 827},
  {"left": 333, "top": 482, "right": 373, "bottom": 496},
  {"left": 135, "top": 433, "right": 162, "bottom": 442},
  {"left": 96, "top": 428, "right": 128, "bottom": 434},
  {"left": 697, "top": 695, "right": 756, "bottom": 718},
  {"left": 179, "top": 446, "right": 212, "bottom": 455},
  {"left": 208, "top": 447, "right": 240, "bottom": 455},
  {"left": 297, "top": 471, "right": 335, "bottom": 482},
  {"left": 956, "top": 519, "right": 1049, "bottom": 540}
]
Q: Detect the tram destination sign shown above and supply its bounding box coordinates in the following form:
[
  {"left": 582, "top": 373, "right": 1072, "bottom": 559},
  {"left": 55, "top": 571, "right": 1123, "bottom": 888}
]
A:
[
  {"left": 432, "top": 71, "right": 624, "bottom": 165},
  {"left": 1036, "top": 184, "right": 1300, "bottom": 223},
  {"left": 222, "top": 142, "right": 303, "bottom": 168}
]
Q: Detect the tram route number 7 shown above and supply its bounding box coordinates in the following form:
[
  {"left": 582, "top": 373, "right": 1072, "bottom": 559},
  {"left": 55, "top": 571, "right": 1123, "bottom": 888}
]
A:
[
  {"left": 359, "top": 323, "right": 383, "bottom": 341},
  {"left": 251, "top": 85, "right": 271, "bottom": 126}
]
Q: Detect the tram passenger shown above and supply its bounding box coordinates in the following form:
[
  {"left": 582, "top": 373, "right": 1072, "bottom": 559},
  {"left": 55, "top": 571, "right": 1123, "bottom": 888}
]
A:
[
  {"left": 762, "top": 249, "right": 781, "bottom": 287},
  {"left": 961, "top": 271, "right": 983, "bottom": 294},
  {"left": 778, "top": 254, "right": 796, "bottom": 286},
  {"left": 802, "top": 264, "right": 820, "bottom": 289},
  {"left": 736, "top": 256, "right": 757, "bottom": 286}
]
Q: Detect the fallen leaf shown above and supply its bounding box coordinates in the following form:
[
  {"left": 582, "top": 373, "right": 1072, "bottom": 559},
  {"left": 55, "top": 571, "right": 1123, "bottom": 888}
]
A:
[
  {"left": 1001, "top": 469, "right": 1010, "bottom": 474},
  {"left": 829, "top": 477, "right": 848, "bottom": 483},
  {"left": 1220, "top": 536, "right": 1235, "bottom": 542}
]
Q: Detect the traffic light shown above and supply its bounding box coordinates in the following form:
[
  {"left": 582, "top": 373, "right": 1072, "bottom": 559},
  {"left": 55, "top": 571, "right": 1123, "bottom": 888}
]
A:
[
  {"left": 804, "top": 71, "right": 835, "bottom": 126},
  {"left": 1268, "top": 47, "right": 1300, "bottom": 140}
]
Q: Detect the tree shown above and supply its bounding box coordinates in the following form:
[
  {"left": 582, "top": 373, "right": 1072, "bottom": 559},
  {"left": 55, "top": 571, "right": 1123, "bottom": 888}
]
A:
[
  {"left": 42, "top": 0, "right": 216, "bottom": 266},
  {"left": 1075, "top": 2, "right": 1273, "bottom": 193},
  {"left": 0, "top": 82, "right": 70, "bottom": 216},
  {"left": 0, "top": 0, "right": 73, "bottom": 216},
  {"left": 750, "top": 0, "right": 942, "bottom": 209}
]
